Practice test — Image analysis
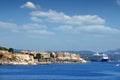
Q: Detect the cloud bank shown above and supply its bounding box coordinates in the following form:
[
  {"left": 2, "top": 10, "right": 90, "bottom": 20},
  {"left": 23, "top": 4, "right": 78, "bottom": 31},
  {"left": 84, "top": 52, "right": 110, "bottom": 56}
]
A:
[
  {"left": 30, "top": 9, "right": 120, "bottom": 35},
  {"left": 31, "top": 10, "right": 105, "bottom": 25}
]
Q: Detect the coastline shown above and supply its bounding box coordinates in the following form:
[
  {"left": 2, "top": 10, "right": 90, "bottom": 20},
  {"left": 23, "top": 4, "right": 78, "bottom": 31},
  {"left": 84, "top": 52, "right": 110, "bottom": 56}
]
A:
[
  {"left": 0, "top": 61, "right": 87, "bottom": 65},
  {"left": 0, "top": 50, "right": 87, "bottom": 65}
]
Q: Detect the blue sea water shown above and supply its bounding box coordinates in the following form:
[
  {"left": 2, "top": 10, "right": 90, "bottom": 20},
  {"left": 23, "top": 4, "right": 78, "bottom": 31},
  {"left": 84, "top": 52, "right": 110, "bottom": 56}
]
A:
[{"left": 0, "top": 62, "right": 120, "bottom": 80}]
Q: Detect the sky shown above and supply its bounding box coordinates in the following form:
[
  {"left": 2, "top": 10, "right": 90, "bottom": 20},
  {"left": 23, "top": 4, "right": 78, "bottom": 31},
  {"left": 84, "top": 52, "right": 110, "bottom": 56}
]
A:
[{"left": 0, "top": 0, "right": 120, "bottom": 52}]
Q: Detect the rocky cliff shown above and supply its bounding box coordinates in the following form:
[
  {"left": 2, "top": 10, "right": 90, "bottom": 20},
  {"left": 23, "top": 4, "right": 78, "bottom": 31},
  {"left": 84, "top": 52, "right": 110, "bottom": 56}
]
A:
[{"left": 0, "top": 51, "right": 35, "bottom": 65}]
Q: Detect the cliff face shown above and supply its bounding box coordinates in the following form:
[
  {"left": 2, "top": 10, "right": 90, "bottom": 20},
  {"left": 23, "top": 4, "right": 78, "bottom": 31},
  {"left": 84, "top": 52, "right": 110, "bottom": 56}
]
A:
[
  {"left": 0, "top": 51, "right": 35, "bottom": 65},
  {"left": 11, "top": 54, "right": 35, "bottom": 65}
]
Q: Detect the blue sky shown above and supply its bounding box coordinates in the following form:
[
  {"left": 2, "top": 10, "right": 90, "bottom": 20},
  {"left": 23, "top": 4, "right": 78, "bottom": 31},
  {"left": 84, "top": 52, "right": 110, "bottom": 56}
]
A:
[{"left": 0, "top": 0, "right": 120, "bottom": 52}]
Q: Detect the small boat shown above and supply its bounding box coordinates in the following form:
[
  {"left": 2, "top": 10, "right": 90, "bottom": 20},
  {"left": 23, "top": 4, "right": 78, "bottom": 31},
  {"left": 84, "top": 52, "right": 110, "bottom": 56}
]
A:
[{"left": 116, "top": 64, "right": 120, "bottom": 67}]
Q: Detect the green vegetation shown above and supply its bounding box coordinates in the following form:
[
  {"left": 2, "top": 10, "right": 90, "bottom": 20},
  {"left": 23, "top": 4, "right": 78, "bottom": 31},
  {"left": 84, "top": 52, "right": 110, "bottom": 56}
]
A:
[
  {"left": 0, "top": 46, "right": 8, "bottom": 50},
  {"left": 0, "top": 46, "right": 14, "bottom": 53},
  {"left": 9, "top": 56, "right": 17, "bottom": 61},
  {"left": 50, "top": 52, "right": 54, "bottom": 58},
  {"left": 0, "top": 53, "right": 3, "bottom": 59},
  {"left": 8, "top": 48, "right": 14, "bottom": 53},
  {"left": 36, "top": 53, "right": 41, "bottom": 62}
]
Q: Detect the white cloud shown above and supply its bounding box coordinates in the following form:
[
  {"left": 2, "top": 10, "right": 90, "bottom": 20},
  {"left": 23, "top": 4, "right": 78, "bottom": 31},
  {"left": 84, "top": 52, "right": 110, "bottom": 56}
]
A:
[
  {"left": 22, "top": 23, "right": 54, "bottom": 36},
  {"left": 21, "top": 1, "right": 37, "bottom": 9},
  {"left": 78, "top": 25, "right": 120, "bottom": 34},
  {"left": 27, "top": 30, "right": 54, "bottom": 35},
  {"left": 31, "top": 17, "right": 42, "bottom": 22},
  {"left": 117, "top": 0, "right": 120, "bottom": 5},
  {"left": 0, "top": 21, "right": 54, "bottom": 36},
  {"left": 0, "top": 21, "right": 18, "bottom": 29},
  {"left": 23, "top": 23, "right": 47, "bottom": 30},
  {"left": 56, "top": 25, "right": 120, "bottom": 34},
  {"left": 56, "top": 25, "right": 74, "bottom": 31},
  {"left": 30, "top": 10, "right": 105, "bottom": 25}
]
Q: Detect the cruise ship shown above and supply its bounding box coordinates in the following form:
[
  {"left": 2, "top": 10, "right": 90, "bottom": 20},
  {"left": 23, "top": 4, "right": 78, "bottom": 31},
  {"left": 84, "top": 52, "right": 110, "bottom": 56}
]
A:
[{"left": 90, "top": 52, "right": 109, "bottom": 62}]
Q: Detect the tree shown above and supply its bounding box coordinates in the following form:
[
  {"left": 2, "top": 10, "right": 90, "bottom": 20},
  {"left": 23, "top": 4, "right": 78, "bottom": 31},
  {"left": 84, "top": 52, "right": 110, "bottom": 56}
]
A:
[
  {"left": 36, "top": 53, "right": 41, "bottom": 62},
  {"left": 0, "top": 53, "right": 3, "bottom": 59},
  {"left": 50, "top": 52, "right": 54, "bottom": 58},
  {"left": 8, "top": 48, "right": 14, "bottom": 53}
]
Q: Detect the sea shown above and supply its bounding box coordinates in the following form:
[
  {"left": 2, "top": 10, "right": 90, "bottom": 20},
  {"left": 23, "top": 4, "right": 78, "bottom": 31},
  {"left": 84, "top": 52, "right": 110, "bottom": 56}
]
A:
[{"left": 0, "top": 62, "right": 120, "bottom": 80}]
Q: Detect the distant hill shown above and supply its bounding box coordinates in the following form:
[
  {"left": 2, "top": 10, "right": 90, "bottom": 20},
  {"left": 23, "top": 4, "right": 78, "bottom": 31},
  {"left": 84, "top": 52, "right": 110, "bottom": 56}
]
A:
[
  {"left": 57, "top": 50, "right": 94, "bottom": 54},
  {"left": 106, "top": 49, "right": 120, "bottom": 54},
  {"left": 14, "top": 49, "right": 23, "bottom": 53},
  {"left": 105, "top": 49, "right": 120, "bottom": 61},
  {"left": 74, "top": 50, "right": 95, "bottom": 59}
]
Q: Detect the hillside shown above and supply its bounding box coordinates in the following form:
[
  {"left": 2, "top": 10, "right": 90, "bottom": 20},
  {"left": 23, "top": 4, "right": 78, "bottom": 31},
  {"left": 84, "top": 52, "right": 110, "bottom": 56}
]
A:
[{"left": 106, "top": 49, "right": 120, "bottom": 54}]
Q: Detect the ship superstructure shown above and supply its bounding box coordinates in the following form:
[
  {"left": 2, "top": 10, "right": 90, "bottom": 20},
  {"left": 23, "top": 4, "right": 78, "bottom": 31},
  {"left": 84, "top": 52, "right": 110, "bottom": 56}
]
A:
[{"left": 90, "top": 52, "right": 109, "bottom": 62}]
